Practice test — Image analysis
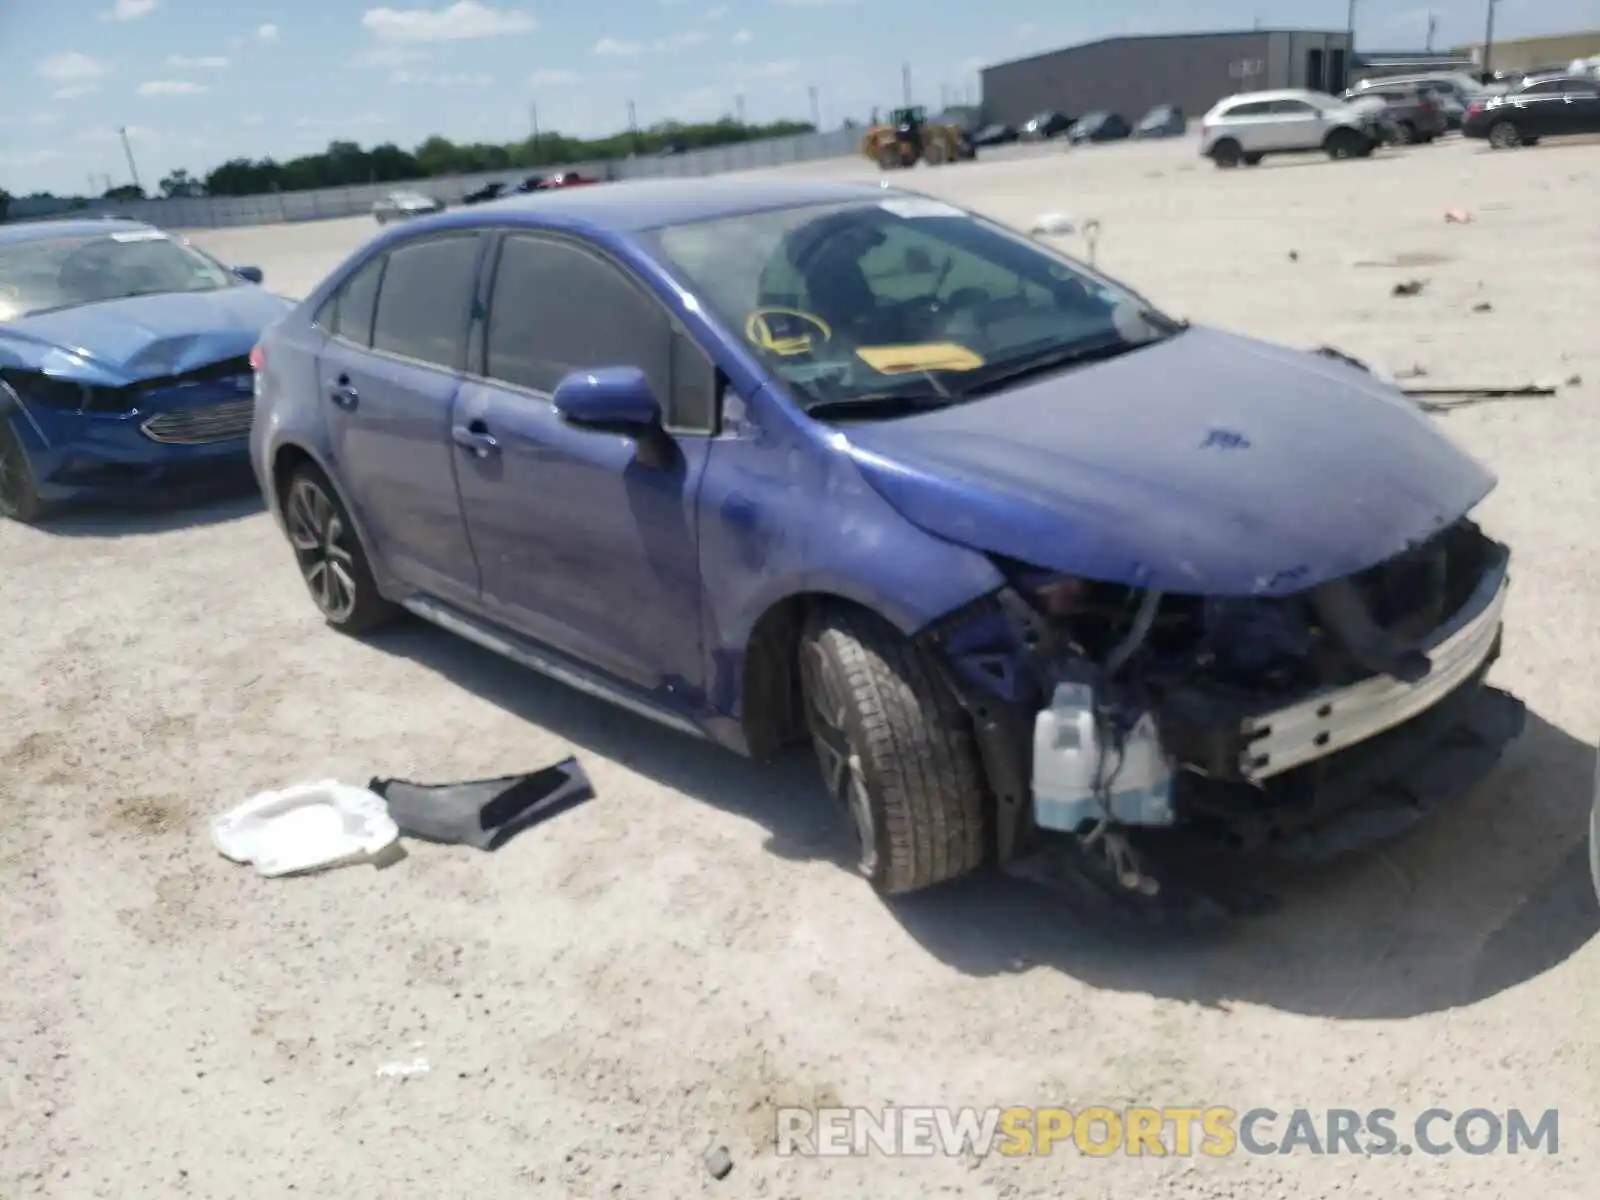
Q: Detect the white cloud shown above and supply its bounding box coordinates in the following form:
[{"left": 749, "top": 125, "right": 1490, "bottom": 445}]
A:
[
  {"left": 530, "top": 68, "right": 580, "bottom": 85},
  {"left": 137, "top": 80, "right": 209, "bottom": 96},
  {"left": 733, "top": 29, "right": 753, "bottom": 43},
  {"left": 705, "top": 4, "right": 728, "bottom": 16},
  {"left": 594, "top": 30, "right": 709, "bottom": 55},
  {"left": 390, "top": 69, "right": 495, "bottom": 86},
  {"left": 53, "top": 85, "right": 101, "bottom": 100},
  {"left": 30, "top": 112, "right": 63, "bottom": 126},
  {"left": 167, "top": 54, "right": 231, "bottom": 69},
  {"left": 38, "top": 52, "right": 109, "bottom": 83},
  {"left": 361, "top": 1, "right": 535, "bottom": 43},
  {"left": 102, "top": 0, "right": 157, "bottom": 20},
  {"left": 257, "top": 22, "right": 280, "bottom": 42}
]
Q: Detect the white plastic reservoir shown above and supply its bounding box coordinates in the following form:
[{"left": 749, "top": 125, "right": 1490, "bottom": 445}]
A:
[{"left": 1031, "top": 681, "right": 1176, "bottom": 833}]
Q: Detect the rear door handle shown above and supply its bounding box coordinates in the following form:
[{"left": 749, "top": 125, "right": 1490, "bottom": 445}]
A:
[
  {"left": 329, "top": 378, "right": 359, "bottom": 410},
  {"left": 452, "top": 421, "right": 500, "bottom": 457}
]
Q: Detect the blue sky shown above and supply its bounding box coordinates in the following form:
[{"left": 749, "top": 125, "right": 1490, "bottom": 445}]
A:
[{"left": 0, "top": 0, "right": 1588, "bottom": 195}]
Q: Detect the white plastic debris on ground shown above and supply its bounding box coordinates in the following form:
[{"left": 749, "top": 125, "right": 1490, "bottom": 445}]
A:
[
  {"left": 1030, "top": 212, "right": 1078, "bottom": 236},
  {"left": 375, "top": 1058, "right": 430, "bottom": 1079},
  {"left": 210, "top": 781, "right": 399, "bottom": 877}
]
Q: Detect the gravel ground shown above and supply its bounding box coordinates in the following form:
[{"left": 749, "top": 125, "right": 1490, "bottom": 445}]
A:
[{"left": 3, "top": 133, "right": 1599, "bottom": 1200}]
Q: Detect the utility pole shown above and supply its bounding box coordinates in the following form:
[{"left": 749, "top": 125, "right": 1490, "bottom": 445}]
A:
[
  {"left": 1343, "top": 0, "right": 1358, "bottom": 91},
  {"left": 1481, "top": 0, "right": 1501, "bottom": 79},
  {"left": 626, "top": 99, "right": 639, "bottom": 151},
  {"left": 529, "top": 102, "right": 539, "bottom": 152},
  {"left": 901, "top": 62, "right": 912, "bottom": 107},
  {"left": 735, "top": 93, "right": 746, "bottom": 124},
  {"left": 808, "top": 85, "right": 819, "bottom": 128},
  {"left": 1426, "top": 11, "right": 1438, "bottom": 52},
  {"left": 117, "top": 126, "right": 141, "bottom": 193}
]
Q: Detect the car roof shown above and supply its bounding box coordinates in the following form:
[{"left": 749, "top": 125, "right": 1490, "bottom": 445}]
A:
[
  {"left": 423, "top": 175, "right": 893, "bottom": 233},
  {"left": 1216, "top": 88, "right": 1333, "bottom": 106},
  {"left": 0, "top": 218, "right": 155, "bottom": 245}
]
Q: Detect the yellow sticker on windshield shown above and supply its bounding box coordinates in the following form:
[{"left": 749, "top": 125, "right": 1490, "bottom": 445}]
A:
[{"left": 856, "top": 343, "right": 985, "bottom": 374}]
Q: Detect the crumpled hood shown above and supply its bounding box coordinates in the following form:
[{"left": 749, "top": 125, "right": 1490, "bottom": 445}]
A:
[
  {"left": 0, "top": 286, "right": 291, "bottom": 383},
  {"left": 840, "top": 326, "right": 1496, "bottom": 597}
]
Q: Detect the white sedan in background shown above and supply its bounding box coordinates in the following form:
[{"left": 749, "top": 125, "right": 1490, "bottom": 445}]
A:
[{"left": 372, "top": 190, "right": 444, "bottom": 224}]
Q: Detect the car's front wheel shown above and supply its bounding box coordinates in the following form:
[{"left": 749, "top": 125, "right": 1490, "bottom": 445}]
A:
[
  {"left": 0, "top": 420, "right": 46, "bottom": 524},
  {"left": 799, "top": 605, "right": 988, "bottom": 894},
  {"left": 282, "top": 465, "right": 397, "bottom": 634},
  {"left": 1210, "top": 138, "right": 1243, "bottom": 168}
]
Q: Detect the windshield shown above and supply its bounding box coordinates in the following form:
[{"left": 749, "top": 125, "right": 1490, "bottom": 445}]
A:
[
  {"left": 642, "top": 197, "right": 1177, "bottom": 416},
  {"left": 0, "top": 229, "right": 236, "bottom": 322}
]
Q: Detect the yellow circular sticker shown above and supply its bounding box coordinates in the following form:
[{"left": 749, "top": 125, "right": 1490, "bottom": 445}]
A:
[{"left": 745, "top": 308, "right": 833, "bottom": 357}]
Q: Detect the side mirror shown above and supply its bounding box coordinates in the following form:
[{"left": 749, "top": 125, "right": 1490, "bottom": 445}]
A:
[
  {"left": 233, "top": 265, "right": 265, "bottom": 284},
  {"left": 553, "top": 367, "right": 673, "bottom": 467}
]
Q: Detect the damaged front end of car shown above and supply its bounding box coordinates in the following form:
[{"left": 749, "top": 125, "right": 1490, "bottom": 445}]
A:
[{"left": 919, "top": 516, "right": 1526, "bottom": 924}]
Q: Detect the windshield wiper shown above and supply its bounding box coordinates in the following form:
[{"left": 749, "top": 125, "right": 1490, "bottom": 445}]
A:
[
  {"left": 802, "top": 390, "right": 956, "bottom": 420},
  {"left": 957, "top": 333, "right": 1162, "bottom": 398}
]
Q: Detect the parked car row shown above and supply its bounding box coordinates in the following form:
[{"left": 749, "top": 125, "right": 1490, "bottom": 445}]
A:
[
  {"left": 373, "top": 171, "right": 604, "bottom": 225},
  {"left": 974, "top": 103, "right": 1189, "bottom": 149}
]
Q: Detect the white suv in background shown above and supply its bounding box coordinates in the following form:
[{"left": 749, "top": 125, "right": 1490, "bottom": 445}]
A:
[{"left": 1199, "top": 89, "right": 1379, "bottom": 167}]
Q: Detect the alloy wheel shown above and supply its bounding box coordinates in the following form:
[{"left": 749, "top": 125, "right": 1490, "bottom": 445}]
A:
[
  {"left": 285, "top": 477, "right": 359, "bottom": 622},
  {"left": 1488, "top": 122, "right": 1520, "bottom": 149},
  {"left": 801, "top": 643, "right": 880, "bottom": 878}
]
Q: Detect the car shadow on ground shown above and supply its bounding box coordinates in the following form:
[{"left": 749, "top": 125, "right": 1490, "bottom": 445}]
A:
[
  {"left": 375, "top": 622, "right": 1596, "bottom": 1020},
  {"left": 35, "top": 478, "right": 263, "bottom": 537}
]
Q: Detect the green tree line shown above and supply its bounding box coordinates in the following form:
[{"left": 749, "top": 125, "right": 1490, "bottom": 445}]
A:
[{"left": 195, "top": 116, "right": 815, "bottom": 198}]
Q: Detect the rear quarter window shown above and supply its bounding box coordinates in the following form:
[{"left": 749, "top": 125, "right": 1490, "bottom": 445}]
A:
[{"left": 317, "top": 253, "right": 385, "bottom": 346}]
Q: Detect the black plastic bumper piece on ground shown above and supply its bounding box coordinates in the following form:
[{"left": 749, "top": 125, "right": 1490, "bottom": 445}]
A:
[{"left": 368, "top": 756, "right": 594, "bottom": 851}]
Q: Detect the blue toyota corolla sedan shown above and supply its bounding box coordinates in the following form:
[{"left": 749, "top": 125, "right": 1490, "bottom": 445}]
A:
[
  {"left": 0, "top": 218, "right": 290, "bottom": 522},
  {"left": 251, "top": 176, "right": 1525, "bottom": 920}
]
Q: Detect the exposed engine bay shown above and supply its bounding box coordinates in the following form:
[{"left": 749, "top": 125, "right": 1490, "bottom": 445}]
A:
[{"left": 920, "top": 516, "right": 1527, "bottom": 923}]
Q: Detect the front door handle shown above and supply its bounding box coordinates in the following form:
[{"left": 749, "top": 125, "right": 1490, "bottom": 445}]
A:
[
  {"left": 452, "top": 421, "right": 500, "bottom": 458},
  {"left": 329, "top": 377, "right": 359, "bottom": 410}
]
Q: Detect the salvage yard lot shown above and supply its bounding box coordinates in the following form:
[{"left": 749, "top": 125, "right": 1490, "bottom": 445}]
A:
[{"left": 4, "top": 134, "right": 1599, "bottom": 1199}]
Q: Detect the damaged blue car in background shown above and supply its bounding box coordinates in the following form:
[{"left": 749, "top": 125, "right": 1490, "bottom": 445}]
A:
[
  {"left": 250, "top": 178, "right": 1525, "bottom": 922},
  {"left": 0, "top": 219, "right": 288, "bottom": 522}
]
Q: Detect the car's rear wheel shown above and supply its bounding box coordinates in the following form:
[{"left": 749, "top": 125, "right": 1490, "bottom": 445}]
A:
[
  {"left": 1488, "top": 120, "right": 1522, "bottom": 149},
  {"left": 799, "top": 605, "right": 988, "bottom": 894},
  {"left": 1395, "top": 120, "right": 1418, "bottom": 145},
  {"left": 1210, "top": 138, "right": 1243, "bottom": 168},
  {"left": 0, "top": 420, "right": 46, "bottom": 524},
  {"left": 1325, "top": 127, "right": 1366, "bottom": 159},
  {"left": 282, "top": 465, "right": 397, "bottom": 634}
]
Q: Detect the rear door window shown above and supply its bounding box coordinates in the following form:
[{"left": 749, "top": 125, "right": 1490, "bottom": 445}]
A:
[
  {"left": 369, "top": 233, "right": 483, "bottom": 370},
  {"left": 1225, "top": 101, "right": 1271, "bottom": 118}
]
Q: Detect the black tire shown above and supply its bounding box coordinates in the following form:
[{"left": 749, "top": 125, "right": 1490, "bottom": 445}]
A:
[
  {"left": 1396, "top": 121, "right": 1418, "bottom": 145},
  {"left": 799, "top": 605, "right": 988, "bottom": 894},
  {"left": 1210, "top": 139, "right": 1243, "bottom": 168},
  {"left": 876, "top": 144, "right": 901, "bottom": 170},
  {"left": 1325, "top": 127, "right": 1365, "bottom": 159},
  {"left": 924, "top": 138, "right": 948, "bottom": 166},
  {"left": 1243, "top": 152, "right": 1264, "bottom": 166},
  {"left": 281, "top": 464, "right": 397, "bottom": 634},
  {"left": 1487, "top": 120, "right": 1521, "bottom": 149},
  {"left": 0, "top": 419, "right": 47, "bottom": 524}
]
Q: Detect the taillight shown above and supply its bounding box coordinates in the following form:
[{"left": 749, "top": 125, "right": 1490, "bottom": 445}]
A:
[
  {"left": 1466, "top": 102, "right": 1484, "bottom": 116},
  {"left": 249, "top": 344, "right": 265, "bottom": 373}
]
